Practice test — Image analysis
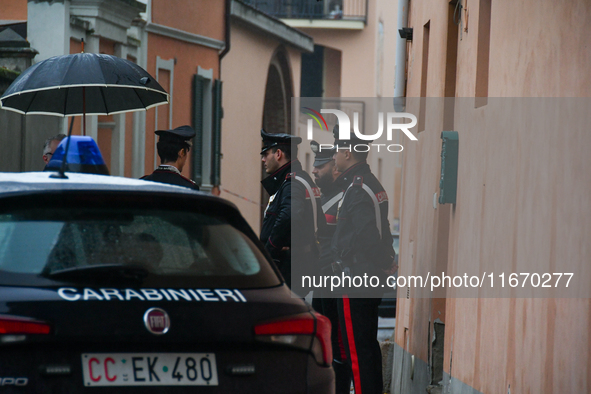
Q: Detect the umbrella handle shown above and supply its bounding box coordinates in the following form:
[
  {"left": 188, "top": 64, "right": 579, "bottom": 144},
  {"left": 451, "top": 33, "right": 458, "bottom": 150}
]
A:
[
  {"left": 51, "top": 36, "right": 83, "bottom": 179},
  {"left": 82, "top": 86, "right": 86, "bottom": 136},
  {"left": 67, "top": 116, "right": 75, "bottom": 137},
  {"left": 49, "top": 117, "right": 75, "bottom": 179}
]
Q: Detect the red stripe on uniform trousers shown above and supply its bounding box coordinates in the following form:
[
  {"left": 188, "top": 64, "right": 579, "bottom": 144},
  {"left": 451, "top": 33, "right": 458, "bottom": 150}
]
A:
[
  {"left": 337, "top": 322, "right": 348, "bottom": 361},
  {"left": 343, "top": 295, "right": 362, "bottom": 393}
]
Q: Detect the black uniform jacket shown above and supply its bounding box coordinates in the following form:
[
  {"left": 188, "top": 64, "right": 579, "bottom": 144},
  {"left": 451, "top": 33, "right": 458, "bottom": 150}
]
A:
[
  {"left": 141, "top": 168, "right": 200, "bottom": 191},
  {"left": 331, "top": 162, "right": 394, "bottom": 276},
  {"left": 260, "top": 160, "right": 326, "bottom": 287}
]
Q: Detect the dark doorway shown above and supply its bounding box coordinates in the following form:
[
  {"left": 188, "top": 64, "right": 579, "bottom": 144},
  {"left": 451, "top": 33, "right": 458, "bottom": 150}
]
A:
[{"left": 300, "top": 45, "right": 324, "bottom": 97}]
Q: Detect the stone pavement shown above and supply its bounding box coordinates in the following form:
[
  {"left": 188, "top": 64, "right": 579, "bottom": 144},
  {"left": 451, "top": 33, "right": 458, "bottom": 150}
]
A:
[{"left": 379, "top": 317, "right": 396, "bottom": 394}]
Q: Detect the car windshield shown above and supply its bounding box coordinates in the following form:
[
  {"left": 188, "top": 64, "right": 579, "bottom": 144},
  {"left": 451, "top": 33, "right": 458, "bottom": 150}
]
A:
[{"left": 0, "top": 206, "right": 279, "bottom": 288}]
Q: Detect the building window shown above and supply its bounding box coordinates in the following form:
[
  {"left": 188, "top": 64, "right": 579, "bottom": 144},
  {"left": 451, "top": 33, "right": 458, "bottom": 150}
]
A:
[
  {"left": 155, "top": 56, "right": 174, "bottom": 168},
  {"left": 475, "top": 0, "right": 491, "bottom": 107},
  {"left": 192, "top": 67, "right": 222, "bottom": 190},
  {"left": 419, "top": 21, "right": 430, "bottom": 132},
  {"left": 301, "top": 45, "right": 325, "bottom": 97}
]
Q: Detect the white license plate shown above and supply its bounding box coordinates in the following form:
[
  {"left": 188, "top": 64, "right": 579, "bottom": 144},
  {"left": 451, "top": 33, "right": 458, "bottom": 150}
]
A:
[{"left": 81, "top": 353, "right": 218, "bottom": 386}]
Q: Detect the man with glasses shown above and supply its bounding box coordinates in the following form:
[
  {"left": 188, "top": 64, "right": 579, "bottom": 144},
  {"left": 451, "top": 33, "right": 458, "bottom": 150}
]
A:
[
  {"left": 260, "top": 129, "right": 325, "bottom": 291},
  {"left": 42, "top": 134, "right": 66, "bottom": 167},
  {"left": 141, "top": 125, "right": 199, "bottom": 190}
]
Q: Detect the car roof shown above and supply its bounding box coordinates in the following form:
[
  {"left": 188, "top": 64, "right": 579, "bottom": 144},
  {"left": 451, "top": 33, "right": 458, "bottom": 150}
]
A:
[{"left": 0, "top": 172, "right": 235, "bottom": 207}]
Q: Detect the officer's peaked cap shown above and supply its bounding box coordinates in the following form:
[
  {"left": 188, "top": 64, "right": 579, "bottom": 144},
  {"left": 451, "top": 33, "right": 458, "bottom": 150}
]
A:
[
  {"left": 260, "top": 129, "right": 302, "bottom": 154},
  {"left": 155, "top": 125, "right": 196, "bottom": 142},
  {"left": 310, "top": 140, "right": 335, "bottom": 167}
]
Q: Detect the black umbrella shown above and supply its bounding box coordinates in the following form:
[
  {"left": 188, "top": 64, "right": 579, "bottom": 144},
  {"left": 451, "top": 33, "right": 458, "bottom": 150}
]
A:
[
  {"left": 0, "top": 50, "right": 169, "bottom": 178},
  {"left": 0, "top": 52, "right": 169, "bottom": 118}
]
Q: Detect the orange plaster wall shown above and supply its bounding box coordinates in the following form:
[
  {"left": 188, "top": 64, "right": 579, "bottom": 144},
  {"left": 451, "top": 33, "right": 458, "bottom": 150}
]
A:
[
  {"left": 99, "top": 38, "right": 116, "bottom": 55},
  {"left": 0, "top": 0, "right": 27, "bottom": 20},
  {"left": 145, "top": 33, "right": 220, "bottom": 177},
  {"left": 124, "top": 56, "right": 136, "bottom": 178},
  {"left": 67, "top": 39, "right": 83, "bottom": 136},
  {"left": 69, "top": 38, "right": 82, "bottom": 55},
  {"left": 95, "top": 38, "right": 116, "bottom": 171},
  {"left": 124, "top": 109, "right": 134, "bottom": 178},
  {"left": 97, "top": 128, "right": 112, "bottom": 173},
  {"left": 151, "top": 0, "right": 225, "bottom": 42},
  {"left": 143, "top": 106, "right": 157, "bottom": 174}
]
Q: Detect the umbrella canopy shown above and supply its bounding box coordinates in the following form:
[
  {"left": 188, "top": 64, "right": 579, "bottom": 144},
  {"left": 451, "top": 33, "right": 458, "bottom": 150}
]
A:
[{"left": 0, "top": 53, "right": 169, "bottom": 116}]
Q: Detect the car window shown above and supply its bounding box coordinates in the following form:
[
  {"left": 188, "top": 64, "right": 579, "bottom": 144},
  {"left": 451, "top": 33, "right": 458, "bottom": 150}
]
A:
[{"left": 0, "top": 207, "right": 278, "bottom": 288}]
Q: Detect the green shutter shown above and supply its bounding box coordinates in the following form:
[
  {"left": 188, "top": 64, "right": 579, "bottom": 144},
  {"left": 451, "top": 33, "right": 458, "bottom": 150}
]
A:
[
  {"left": 211, "top": 79, "right": 223, "bottom": 185},
  {"left": 439, "top": 131, "right": 459, "bottom": 204},
  {"left": 192, "top": 74, "right": 205, "bottom": 185}
]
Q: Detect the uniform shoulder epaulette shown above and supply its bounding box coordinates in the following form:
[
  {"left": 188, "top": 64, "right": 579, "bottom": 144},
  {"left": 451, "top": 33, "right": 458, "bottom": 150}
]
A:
[
  {"left": 179, "top": 174, "right": 197, "bottom": 185},
  {"left": 352, "top": 175, "right": 364, "bottom": 187}
]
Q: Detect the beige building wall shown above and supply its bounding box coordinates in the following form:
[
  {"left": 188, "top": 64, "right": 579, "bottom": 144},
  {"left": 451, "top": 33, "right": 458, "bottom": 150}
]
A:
[
  {"left": 298, "top": 0, "right": 397, "bottom": 98},
  {"left": 395, "top": 0, "right": 591, "bottom": 393},
  {"left": 299, "top": 0, "right": 384, "bottom": 97},
  {"left": 295, "top": 0, "right": 401, "bottom": 227},
  {"left": 220, "top": 22, "right": 302, "bottom": 233},
  {"left": 375, "top": 0, "right": 397, "bottom": 99}
]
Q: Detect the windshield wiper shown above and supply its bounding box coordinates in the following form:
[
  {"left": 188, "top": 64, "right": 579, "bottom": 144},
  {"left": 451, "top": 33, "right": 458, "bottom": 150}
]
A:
[{"left": 44, "top": 264, "right": 149, "bottom": 283}]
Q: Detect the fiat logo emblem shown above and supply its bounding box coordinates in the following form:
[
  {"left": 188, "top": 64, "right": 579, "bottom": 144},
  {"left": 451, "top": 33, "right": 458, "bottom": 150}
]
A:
[{"left": 143, "top": 308, "right": 170, "bottom": 335}]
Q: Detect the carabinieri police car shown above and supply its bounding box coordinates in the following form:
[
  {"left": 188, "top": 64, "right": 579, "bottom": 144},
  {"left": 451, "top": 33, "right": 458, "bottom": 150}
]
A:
[{"left": 0, "top": 172, "right": 333, "bottom": 393}]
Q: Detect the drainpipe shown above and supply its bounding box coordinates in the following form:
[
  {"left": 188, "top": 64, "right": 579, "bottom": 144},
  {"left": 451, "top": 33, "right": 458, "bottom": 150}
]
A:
[
  {"left": 219, "top": 0, "right": 231, "bottom": 78},
  {"left": 394, "top": 0, "right": 409, "bottom": 112},
  {"left": 210, "top": 0, "right": 231, "bottom": 191}
]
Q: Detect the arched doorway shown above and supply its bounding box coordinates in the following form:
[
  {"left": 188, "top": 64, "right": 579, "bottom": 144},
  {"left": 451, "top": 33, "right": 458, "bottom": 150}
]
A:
[
  {"left": 260, "top": 47, "right": 294, "bottom": 226},
  {"left": 262, "top": 48, "right": 293, "bottom": 134}
]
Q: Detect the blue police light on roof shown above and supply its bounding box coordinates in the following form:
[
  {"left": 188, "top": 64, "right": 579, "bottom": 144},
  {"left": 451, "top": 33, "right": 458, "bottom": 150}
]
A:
[{"left": 46, "top": 136, "right": 110, "bottom": 175}]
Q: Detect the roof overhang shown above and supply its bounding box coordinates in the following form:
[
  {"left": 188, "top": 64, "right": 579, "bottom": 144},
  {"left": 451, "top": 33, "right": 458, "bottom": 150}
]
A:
[
  {"left": 281, "top": 19, "right": 365, "bottom": 30},
  {"left": 69, "top": 0, "right": 146, "bottom": 43},
  {"left": 230, "top": 0, "right": 314, "bottom": 53}
]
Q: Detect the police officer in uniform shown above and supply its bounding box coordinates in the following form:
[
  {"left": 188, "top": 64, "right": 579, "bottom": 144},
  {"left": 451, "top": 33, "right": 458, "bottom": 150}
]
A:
[
  {"left": 141, "top": 125, "right": 199, "bottom": 190},
  {"left": 260, "top": 130, "right": 325, "bottom": 291},
  {"left": 311, "top": 140, "right": 341, "bottom": 226},
  {"left": 310, "top": 139, "right": 352, "bottom": 394},
  {"left": 330, "top": 127, "right": 396, "bottom": 394}
]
